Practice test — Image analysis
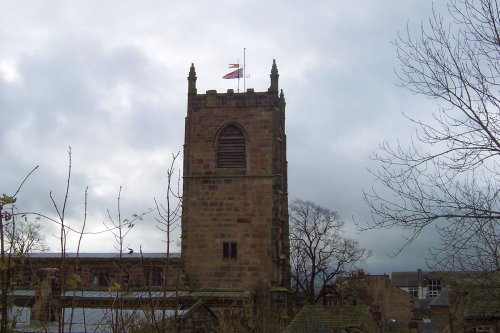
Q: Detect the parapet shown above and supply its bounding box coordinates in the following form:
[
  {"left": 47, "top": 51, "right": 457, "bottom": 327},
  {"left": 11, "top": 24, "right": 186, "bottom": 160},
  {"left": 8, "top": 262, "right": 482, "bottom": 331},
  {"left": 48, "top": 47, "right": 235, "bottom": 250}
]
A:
[{"left": 188, "top": 88, "right": 281, "bottom": 109}]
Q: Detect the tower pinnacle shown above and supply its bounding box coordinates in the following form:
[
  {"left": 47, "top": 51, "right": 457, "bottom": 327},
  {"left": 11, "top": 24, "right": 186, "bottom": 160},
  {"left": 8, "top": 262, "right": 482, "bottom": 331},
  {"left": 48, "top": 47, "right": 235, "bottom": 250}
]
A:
[
  {"left": 269, "top": 59, "right": 279, "bottom": 93},
  {"left": 188, "top": 63, "right": 197, "bottom": 95}
]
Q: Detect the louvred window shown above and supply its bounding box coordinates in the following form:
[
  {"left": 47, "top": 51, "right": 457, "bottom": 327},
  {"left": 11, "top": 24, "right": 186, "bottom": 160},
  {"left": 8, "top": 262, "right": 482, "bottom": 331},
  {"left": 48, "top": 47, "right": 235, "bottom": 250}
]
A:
[{"left": 217, "top": 124, "right": 245, "bottom": 168}]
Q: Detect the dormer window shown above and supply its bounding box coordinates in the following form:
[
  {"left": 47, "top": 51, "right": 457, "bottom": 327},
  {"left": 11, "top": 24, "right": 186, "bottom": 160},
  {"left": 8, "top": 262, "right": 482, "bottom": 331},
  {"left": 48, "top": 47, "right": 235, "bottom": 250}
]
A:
[{"left": 217, "top": 124, "right": 245, "bottom": 168}]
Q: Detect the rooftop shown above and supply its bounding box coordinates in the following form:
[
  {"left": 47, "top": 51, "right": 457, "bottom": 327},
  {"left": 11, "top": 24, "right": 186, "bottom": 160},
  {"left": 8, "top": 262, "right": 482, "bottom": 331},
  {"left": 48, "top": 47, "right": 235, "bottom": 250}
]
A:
[
  {"left": 283, "top": 305, "right": 373, "bottom": 333},
  {"left": 26, "top": 252, "right": 180, "bottom": 259}
]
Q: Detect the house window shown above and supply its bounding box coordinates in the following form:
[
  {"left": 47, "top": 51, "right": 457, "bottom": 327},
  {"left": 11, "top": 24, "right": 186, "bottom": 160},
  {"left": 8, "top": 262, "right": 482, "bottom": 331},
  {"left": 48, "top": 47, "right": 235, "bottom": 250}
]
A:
[
  {"left": 408, "top": 287, "right": 418, "bottom": 297},
  {"left": 93, "top": 271, "right": 110, "bottom": 286},
  {"left": 427, "top": 279, "right": 441, "bottom": 298},
  {"left": 154, "top": 269, "right": 163, "bottom": 286},
  {"left": 146, "top": 269, "right": 164, "bottom": 286},
  {"left": 223, "top": 242, "right": 237, "bottom": 260},
  {"left": 217, "top": 124, "right": 245, "bottom": 168},
  {"left": 476, "top": 327, "right": 491, "bottom": 333}
]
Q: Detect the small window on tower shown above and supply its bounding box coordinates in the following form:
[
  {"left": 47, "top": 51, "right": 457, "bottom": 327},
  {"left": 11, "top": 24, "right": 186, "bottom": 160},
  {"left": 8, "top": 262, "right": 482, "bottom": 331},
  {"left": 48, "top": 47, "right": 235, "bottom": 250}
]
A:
[
  {"left": 217, "top": 124, "right": 245, "bottom": 168},
  {"left": 223, "top": 242, "right": 237, "bottom": 260}
]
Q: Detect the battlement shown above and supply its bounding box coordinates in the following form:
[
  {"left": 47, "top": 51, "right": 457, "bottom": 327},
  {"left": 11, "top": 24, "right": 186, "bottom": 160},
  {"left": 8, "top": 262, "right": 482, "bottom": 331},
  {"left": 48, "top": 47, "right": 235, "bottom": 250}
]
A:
[{"left": 189, "top": 88, "right": 281, "bottom": 109}]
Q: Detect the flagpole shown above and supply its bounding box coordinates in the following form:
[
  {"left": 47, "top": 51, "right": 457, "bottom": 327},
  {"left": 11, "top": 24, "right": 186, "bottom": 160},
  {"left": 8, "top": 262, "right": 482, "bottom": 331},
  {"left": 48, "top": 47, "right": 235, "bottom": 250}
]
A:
[{"left": 243, "top": 48, "right": 246, "bottom": 92}]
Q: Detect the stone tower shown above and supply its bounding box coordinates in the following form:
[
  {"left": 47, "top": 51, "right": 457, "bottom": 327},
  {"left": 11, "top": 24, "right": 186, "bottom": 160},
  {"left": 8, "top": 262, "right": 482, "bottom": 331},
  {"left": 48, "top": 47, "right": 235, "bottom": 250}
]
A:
[{"left": 181, "top": 61, "right": 290, "bottom": 292}]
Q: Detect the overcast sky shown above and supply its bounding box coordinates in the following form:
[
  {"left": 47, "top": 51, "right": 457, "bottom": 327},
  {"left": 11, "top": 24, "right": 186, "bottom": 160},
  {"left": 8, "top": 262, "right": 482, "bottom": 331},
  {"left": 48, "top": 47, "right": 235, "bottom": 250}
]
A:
[{"left": 0, "top": 0, "right": 449, "bottom": 274}]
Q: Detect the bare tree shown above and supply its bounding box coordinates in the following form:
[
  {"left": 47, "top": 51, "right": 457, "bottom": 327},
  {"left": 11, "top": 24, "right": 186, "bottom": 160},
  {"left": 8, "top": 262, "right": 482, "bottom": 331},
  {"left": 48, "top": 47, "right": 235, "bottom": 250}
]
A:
[
  {"left": 4, "top": 216, "right": 49, "bottom": 254},
  {"left": 0, "top": 194, "right": 17, "bottom": 333},
  {"left": 363, "top": 0, "right": 500, "bottom": 272},
  {"left": 290, "top": 199, "right": 370, "bottom": 305},
  {"left": 103, "top": 186, "right": 136, "bottom": 333},
  {"left": 153, "top": 152, "right": 182, "bottom": 333},
  {"left": 48, "top": 147, "right": 74, "bottom": 333},
  {"left": 0, "top": 166, "right": 38, "bottom": 333}
]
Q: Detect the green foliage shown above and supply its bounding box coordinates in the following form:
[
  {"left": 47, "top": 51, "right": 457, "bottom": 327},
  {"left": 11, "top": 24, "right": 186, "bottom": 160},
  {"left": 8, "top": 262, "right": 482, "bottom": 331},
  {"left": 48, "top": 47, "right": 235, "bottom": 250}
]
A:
[
  {"left": 0, "top": 194, "right": 16, "bottom": 206},
  {"left": 68, "top": 274, "right": 82, "bottom": 289},
  {"left": 16, "top": 253, "right": 26, "bottom": 265},
  {"left": 108, "top": 282, "right": 122, "bottom": 292},
  {"left": 126, "top": 316, "right": 158, "bottom": 333},
  {"left": 0, "top": 259, "right": 15, "bottom": 271}
]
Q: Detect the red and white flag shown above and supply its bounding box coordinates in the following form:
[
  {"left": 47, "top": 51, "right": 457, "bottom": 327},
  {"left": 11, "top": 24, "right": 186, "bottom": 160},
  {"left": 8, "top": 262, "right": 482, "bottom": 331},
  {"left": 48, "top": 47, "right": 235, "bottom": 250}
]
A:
[{"left": 223, "top": 68, "right": 243, "bottom": 79}]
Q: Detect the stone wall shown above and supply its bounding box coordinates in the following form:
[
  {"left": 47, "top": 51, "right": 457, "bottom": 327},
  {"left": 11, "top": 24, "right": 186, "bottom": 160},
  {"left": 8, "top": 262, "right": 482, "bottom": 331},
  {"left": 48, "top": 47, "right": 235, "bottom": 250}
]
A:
[{"left": 12, "top": 254, "right": 184, "bottom": 290}]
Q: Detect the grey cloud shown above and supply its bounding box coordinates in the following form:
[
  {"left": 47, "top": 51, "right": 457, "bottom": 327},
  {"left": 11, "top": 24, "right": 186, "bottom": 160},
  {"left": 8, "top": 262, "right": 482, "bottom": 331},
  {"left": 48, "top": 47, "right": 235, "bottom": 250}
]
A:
[{"left": 0, "top": 0, "right": 449, "bottom": 274}]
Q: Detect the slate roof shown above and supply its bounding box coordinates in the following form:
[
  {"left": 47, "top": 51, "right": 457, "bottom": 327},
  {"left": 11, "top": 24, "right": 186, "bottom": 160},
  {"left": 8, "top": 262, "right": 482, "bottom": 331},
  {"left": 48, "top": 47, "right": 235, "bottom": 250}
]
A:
[
  {"left": 464, "top": 286, "right": 500, "bottom": 319},
  {"left": 391, "top": 272, "right": 423, "bottom": 287},
  {"left": 10, "top": 289, "right": 250, "bottom": 300},
  {"left": 10, "top": 306, "right": 187, "bottom": 333},
  {"left": 428, "top": 287, "right": 449, "bottom": 307},
  {"left": 26, "top": 252, "right": 180, "bottom": 259},
  {"left": 283, "top": 305, "right": 374, "bottom": 333}
]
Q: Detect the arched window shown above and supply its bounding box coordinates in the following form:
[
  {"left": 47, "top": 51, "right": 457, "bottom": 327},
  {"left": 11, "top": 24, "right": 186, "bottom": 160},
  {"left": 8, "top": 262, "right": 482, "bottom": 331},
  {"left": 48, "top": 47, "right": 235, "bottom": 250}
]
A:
[{"left": 217, "top": 124, "right": 246, "bottom": 168}]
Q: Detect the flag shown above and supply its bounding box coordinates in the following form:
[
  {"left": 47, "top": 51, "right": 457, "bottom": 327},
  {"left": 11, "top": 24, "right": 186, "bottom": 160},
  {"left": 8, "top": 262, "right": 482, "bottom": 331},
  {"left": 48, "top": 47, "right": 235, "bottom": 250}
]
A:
[
  {"left": 228, "top": 63, "right": 239, "bottom": 68},
  {"left": 223, "top": 68, "right": 243, "bottom": 79}
]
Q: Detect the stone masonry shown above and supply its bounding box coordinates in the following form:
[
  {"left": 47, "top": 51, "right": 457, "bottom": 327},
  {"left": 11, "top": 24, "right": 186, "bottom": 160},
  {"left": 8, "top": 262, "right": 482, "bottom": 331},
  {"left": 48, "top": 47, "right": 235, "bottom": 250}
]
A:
[{"left": 181, "top": 61, "right": 290, "bottom": 292}]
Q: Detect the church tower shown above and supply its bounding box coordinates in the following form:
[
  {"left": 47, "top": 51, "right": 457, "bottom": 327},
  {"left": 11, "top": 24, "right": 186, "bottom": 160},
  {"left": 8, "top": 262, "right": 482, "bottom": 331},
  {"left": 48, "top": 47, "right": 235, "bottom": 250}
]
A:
[{"left": 181, "top": 61, "right": 290, "bottom": 293}]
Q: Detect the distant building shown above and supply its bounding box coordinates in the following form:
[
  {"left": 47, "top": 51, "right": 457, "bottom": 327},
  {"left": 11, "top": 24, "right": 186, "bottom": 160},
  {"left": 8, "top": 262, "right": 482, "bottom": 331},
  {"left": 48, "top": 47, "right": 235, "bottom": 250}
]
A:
[
  {"left": 391, "top": 269, "right": 467, "bottom": 300},
  {"left": 13, "top": 253, "right": 183, "bottom": 290},
  {"left": 320, "top": 270, "right": 413, "bottom": 332},
  {"left": 311, "top": 269, "right": 500, "bottom": 333},
  {"left": 343, "top": 272, "right": 412, "bottom": 326},
  {"left": 393, "top": 269, "right": 500, "bottom": 333}
]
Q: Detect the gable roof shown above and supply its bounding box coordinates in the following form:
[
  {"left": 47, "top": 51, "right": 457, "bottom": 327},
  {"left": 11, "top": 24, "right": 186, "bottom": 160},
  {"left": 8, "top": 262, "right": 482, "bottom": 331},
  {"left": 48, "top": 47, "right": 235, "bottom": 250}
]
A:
[
  {"left": 283, "top": 305, "right": 375, "bottom": 333},
  {"left": 429, "top": 287, "right": 449, "bottom": 307}
]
